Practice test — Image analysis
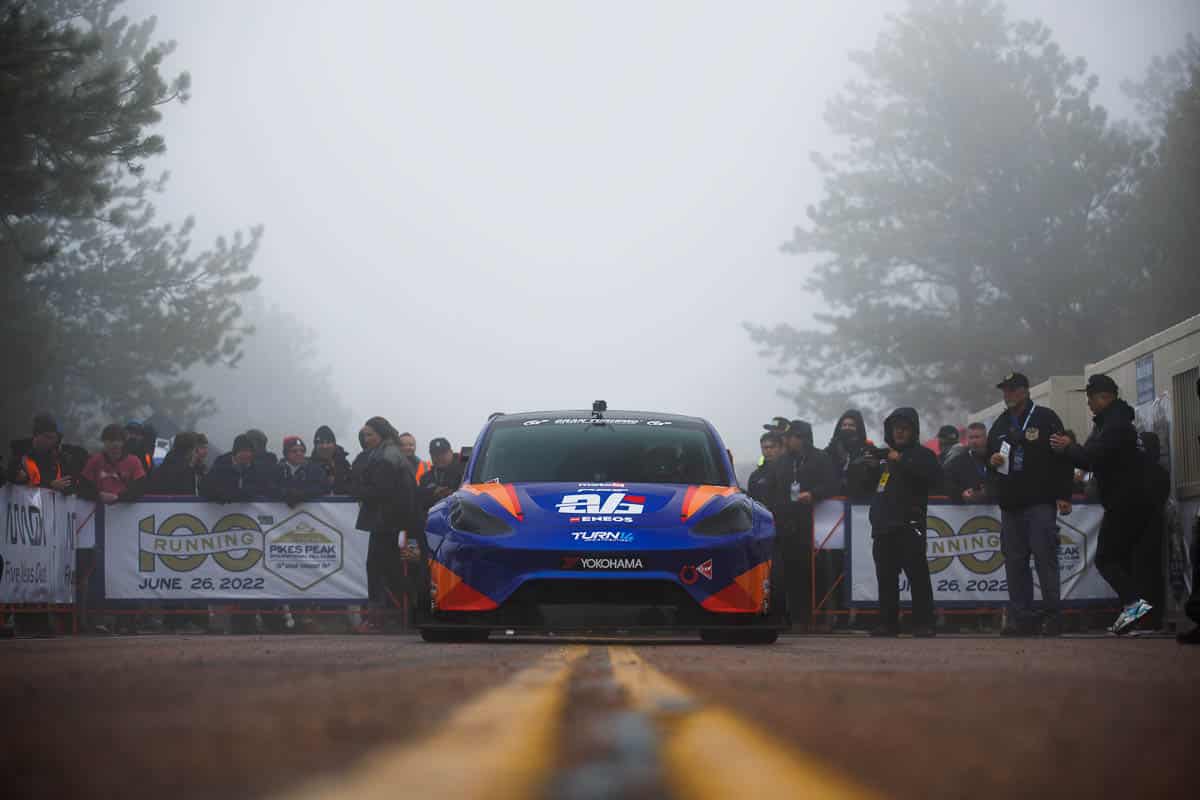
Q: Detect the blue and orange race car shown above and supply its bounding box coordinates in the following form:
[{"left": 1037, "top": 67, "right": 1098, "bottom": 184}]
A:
[{"left": 419, "top": 404, "right": 785, "bottom": 643}]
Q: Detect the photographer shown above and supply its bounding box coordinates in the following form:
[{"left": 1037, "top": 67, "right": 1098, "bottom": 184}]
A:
[{"left": 853, "top": 408, "right": 940, "bottom": 637}]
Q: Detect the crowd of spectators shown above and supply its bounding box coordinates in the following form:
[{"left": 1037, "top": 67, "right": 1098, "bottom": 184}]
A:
[
  {"left": 2, "top": 369, "right": 1196, "bottom": 643},
  {"left": 2, "top": 414, "right": 465, "bottom": 636}
]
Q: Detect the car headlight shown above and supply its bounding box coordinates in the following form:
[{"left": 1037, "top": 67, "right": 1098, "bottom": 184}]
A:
[
  {"left": 449, "top": 497, "right": 513, "bottom": 536},
  {"left": 690, "top": 500, "right": 754, "bottom": 536}
]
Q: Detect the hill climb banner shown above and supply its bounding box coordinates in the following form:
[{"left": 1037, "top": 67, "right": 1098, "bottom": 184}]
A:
[
  {"left": 104, "top": 499, "right": 371, "bottom": 600},
  {"left": 849, "top": 503, "right": 1117, "bottom": 605}
]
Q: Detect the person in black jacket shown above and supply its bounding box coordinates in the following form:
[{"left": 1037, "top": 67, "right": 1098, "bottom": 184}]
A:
[
  {"left": 417, "top": 437, "right": 465, "bottom": 512},
  {"left": 986, "top": 372, "right": 1074, "bottom": 636},
  {"left": 825, "top": 409, "right": 878, "bottom": 502},
  {"left": 142, "top": 433, "right": 203, "bottom": 496},
  {"left": 852, "top": 407, "right": 940, "bottom": 637},
  {"left": 312, "top": 425, "right": 352, "bottom": 494},
  {"left": 277, "top": 436, "right": 329, "bottom": 506},
  {"left": 944, "top": 423, "right": 993, "bottom": 505},
  {"left": 766, "top": 420, "right": 838, "bottom": 630},
  {"left": 351, "top": 417, "right": 418, "bottom": 633},
  {"left": 200, "top": 435, "right": 276, "bottom": 502},
  {"left": 747, "top": 432, "right": 782, "bottom": 503},
  {"left": 1052, "top": 374, "right": 1153, "bottom": 634}
]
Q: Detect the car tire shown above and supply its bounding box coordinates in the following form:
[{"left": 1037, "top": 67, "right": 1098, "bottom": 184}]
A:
[{"left": 420, "top": 628, "right": 490, "bottom": 643}]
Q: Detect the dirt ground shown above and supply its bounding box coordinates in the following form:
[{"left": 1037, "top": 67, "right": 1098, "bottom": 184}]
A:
[{"left": 2, "top": 633, "right": 1196, "bottom": 799}]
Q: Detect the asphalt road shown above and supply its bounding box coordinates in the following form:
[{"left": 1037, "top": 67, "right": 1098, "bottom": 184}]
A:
[{"left": 2, "top": 634, "right": 1196, "bottom": 799}]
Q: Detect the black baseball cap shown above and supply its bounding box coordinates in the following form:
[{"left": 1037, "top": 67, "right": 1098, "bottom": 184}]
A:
[
  {"left": 429, "top": 437, "right": 452, "bottom": 454},
  {"left": 762, "top": 416, "right": 790, "bottom": 433},
  {"left": 996, "top": 372, "right": 1030, "bottom": 389},
  {"left": 937, "top": 425, "right": 959, "bottom": 442},
  {"left": 1083, "top": 374, "right": 1119, "bottom": 396}
]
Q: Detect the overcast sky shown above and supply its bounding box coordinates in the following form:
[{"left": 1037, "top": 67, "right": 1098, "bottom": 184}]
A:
[{"left": 124, "top": 0, "right": 1199, "bottom": 457}]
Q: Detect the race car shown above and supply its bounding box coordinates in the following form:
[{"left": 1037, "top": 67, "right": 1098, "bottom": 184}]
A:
[{"left": 419, "top": 404, "right": 785, "bottom": 643}]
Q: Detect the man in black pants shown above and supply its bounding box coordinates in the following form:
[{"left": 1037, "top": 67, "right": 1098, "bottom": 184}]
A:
[
  {"left": 1051, "top": 374, "right": 1153, "bottom": 635},
  {"left": 987, "top": 372, "right": 1074, "bottom": 636},
  {"left": 853, "top": 408, "right": 941, "bottom": 637},
  {"left": 766, "top": 420, "right": 837, "bottom": 631}
]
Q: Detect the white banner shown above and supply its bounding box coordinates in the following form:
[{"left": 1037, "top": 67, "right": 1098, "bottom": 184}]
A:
[
  {"left": 104, "top": 500, "right": 370, "bottom": 600},
  {"left": 850, "top": 503, "right": 1118, "bottom": 605},
  {"left": 1, "top": 486, "right": 76, "bottom": 603},
  {"left": 65, "top": 495, "right": 98, "bottom": 549},
  {"left": 813, "top": 499, "right": 846, "bottom": 550}
]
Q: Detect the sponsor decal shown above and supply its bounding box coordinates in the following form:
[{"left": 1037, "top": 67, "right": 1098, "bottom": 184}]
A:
[
  {"left": 645, "top": 420, "right": 672, "bottom": 426},
  {"left": 679, "top": 558, "right": 713, "bottom": 585},
  {"left": 570, "top": 516, "right": 635, "bottom": 524},
  {"left": 552, "top": 418, "right": 642, "bottom": 425},
  {"left": 263, "top": 512, "right": 344, "bottom": 590},
  {"left": 561, "top": 555, "right": 645, "bottom": 570},
  {"left": 570, "top": 531, "right": 635, "bottom": 543},
  {"left": 578, "top": 482, "right": 626, "bottom": 489},
  {"left": 522, "top": 419, "right": 551, "bottom": 426},
  {"left": 556, "top": 492, "right": 646, "bottom": 516}
]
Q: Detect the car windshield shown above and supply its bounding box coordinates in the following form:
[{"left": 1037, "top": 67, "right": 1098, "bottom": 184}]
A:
[{"left": 472, "top": 417, "right": 728, "bottom": 485}]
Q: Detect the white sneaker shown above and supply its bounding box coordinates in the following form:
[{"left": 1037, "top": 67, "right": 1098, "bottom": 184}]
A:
[{"left": 1111, "top": 599, "right": 1153, "bottom": 635}]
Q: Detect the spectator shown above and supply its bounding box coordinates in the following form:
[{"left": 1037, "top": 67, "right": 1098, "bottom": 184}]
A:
[
  {"left": 352, "top": 417, "right": 418, "bottom": 633},
  {"left": 1052, "top": 374, "right": 1154, "bottom": 635},
  {"left": 1134, "top": 431, "right": 1170, "bottom": 630},
  {"left": 311, "top": 425, "right": 352, "bottom": 494},
  {"left": 245, "top": 428, "right": 279, "bottom": 468},
  {"left": 825, "top": 410, "right": 877, "bottom": 501},
  {"left": 147, "top": 433, "right": 203, "bottom": 496},
  {"left": 418, "top": 437, "right": 464, "bottom": 512},
  {"left": 766, "top": 419, "right": 837, "bottom": 630},
  {"left": 987, "top": 372, "right": 1073, "bottom": 637},
  {"left": 124, "top": 421, "right": 154, "bottom": 476},
  {"left": 747, "top": 432, "right": 782, "bottom": 503},
  {"left": 7, "top": 414, "right": 74, "bottom": 492},
  {"left": 276, "top": 436, "right": 328, "bottom": 507},
  {"left": 194, "top": 433, "right": 210, "bottom": 466},
  {"left": 856, "top": 408, "right": 940, "bottom": 637},
  {"left": 398, "top": 431, "right": 428, "bottom": 482},
  {"left": 200, "top": 434, "right": 276, "bottom": 503},
  {"left": 79, "top": 424, "right": 145, "bottom": 504},
  {"left": 944, "top": 423, "right": 993, "bottom": 505}
]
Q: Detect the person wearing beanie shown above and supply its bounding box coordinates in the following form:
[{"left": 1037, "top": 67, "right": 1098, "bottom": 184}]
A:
[
  {"left": 276, "top": 436, "right": 328, "bottom": 507},
  {"left": 766, "top": 419, "right": 838, "bottom": 631},
  {"left": 7, "top": 414, "right": 73, "bottom": 491},
  {"left": 312, "top": 425, "right": 352, "bottom": 494},
  {"left": 244, "top": 428, "right": 279, "bottom": 469}
]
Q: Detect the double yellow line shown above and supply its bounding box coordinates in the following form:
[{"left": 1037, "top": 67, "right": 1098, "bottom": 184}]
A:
[{"left": 282, "top": 644, "right": 875, "bottom": 800}]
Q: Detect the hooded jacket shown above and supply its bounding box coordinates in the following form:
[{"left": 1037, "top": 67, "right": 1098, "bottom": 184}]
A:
[
  {"left": 864, "top": 408, "right": 941, "bottom": 536},
  {"left": 825, "top": 409, "right": 880, "bottom": 501},
  {"left": 765, "top": 422, "right": 838, "bottom": 521},
  {"left": 352, "top": 440, "right": 418, "bottom": 532},
  {"left": 986, "top": 401, "right": 1073, "bottom": 510},
  {"left": 144, "top": 448, "right": 203, "bottom": 496},
  {"left": 1064, "top": 399, "right": 1146, "bottom": 510},
  {"left": 312, "top": 445, "right": 353, "bottom": 494}
]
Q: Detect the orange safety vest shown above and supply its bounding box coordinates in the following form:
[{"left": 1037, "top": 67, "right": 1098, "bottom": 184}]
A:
[
  {"left": 24, "top": 455, "right": 62, "bottom": 487},
  {"left": 143, "top": 453, "right": 152, "bottom": 471},
  {"left": 415, "top": 460, "right": 431, "bottom": 483}
]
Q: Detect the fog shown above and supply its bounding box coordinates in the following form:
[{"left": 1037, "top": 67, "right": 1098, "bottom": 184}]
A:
[{"left": 124, "top": 0, "right": 1199, "bottom": 457}]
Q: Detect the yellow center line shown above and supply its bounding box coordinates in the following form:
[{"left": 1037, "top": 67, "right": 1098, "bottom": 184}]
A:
[
  {"left": 608, "top": 646, "right": 879, "bottom": 800},
  {"left": 279, "top": 644, "right": 587, "bottom": 800}
]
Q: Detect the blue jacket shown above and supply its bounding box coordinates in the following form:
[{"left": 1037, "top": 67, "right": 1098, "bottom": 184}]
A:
[
  {"left": 276, "top": 459, "right": 329, "bottom": 506},
  {"left": 200, "top": 453, "right": 277, "bottom": 502}
]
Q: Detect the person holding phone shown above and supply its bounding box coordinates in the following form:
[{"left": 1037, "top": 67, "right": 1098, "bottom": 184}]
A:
[{"left": 987, "top": 372, "right": 1074, "bottom": 636}]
